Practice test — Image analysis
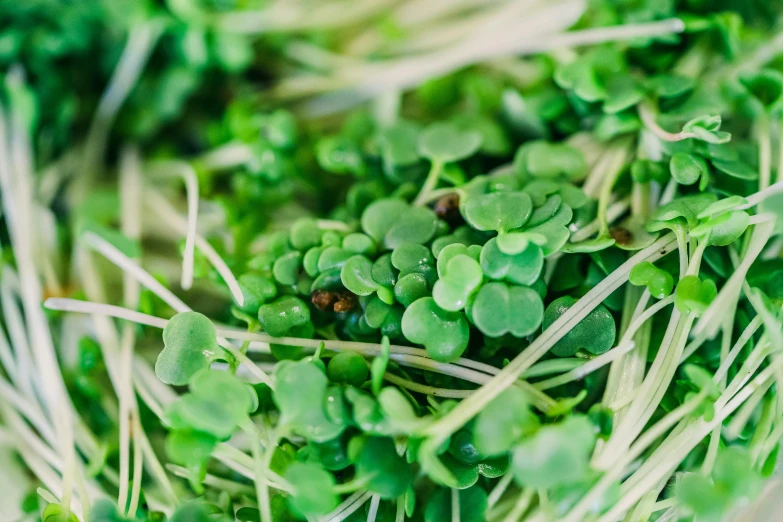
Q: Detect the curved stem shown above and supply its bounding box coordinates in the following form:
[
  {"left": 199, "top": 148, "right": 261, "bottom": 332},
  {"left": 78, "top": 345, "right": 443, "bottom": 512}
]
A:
[{"left": 414, "top": 159, "right": 444, "bottom": 206}]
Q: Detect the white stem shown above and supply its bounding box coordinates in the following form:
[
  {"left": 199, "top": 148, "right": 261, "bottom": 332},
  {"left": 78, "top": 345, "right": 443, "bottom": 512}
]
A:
[
  {"left": 145, "top": 160, "right": 201, "bottom": 291},
  {"left": 144, "top": 187, "right": 244, "bottom": 305}
]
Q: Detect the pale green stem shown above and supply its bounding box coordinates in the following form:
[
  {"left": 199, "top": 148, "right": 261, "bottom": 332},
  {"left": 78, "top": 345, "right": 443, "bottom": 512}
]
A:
[{"left": 414, "top": 159, "right": 444, "bottom": 206}]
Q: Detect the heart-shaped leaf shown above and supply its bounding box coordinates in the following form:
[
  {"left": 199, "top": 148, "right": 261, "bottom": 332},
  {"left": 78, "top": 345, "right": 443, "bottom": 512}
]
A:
[
  {"left": 470, "top": 282, "right": 544, "bottom": 337},
  {"left": 436, "top": 243, "right": 481, "bottom": 277},
  {"left": 402, "top": 297, "right": 470, "bottom": 362},
  {"left": 543, "top": 296, "right": 616, "bottom": 357},
  {"left": 418, "top": 122, "right": 483, "bottom": 163},
  {"left": 675, "top": 275, "right": 717, "bottom": 315},
  {"left": 480, "top": 238, "right": 543, "bottom": 285},
  {"left": 156, "top": 312, "right": 221, "bottom": 386},
  {"left": 629, "top": 261, "right": 674, "bottom": 299},
  {"left": 362, "top": 199, "right": 439, "bottom": 249},
  {"left": 432, "top": 254, "right": 483, "bottom": 311}
]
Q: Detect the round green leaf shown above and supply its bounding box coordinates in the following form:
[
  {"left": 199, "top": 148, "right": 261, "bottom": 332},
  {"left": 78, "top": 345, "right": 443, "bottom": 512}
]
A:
[
  {"left": 418, "top": 122, "right": 483, "bottom": 163},
  {"left": 237, "top": 273, "right": 278, "bottom": 314},
  {"left": 259, "top": 296, "right": 311, "bottom": 337},
  {"left": 340, "top": 255, "right": 378, "bottom": 296},
  {"left": 462, "top": 191, "right": 532, "bottom": 232}
]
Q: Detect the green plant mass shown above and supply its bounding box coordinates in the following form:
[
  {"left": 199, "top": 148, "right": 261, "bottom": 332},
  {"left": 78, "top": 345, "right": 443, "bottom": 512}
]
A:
[{"left": 3, "top": 1, "right": 783, "bottom": 521}]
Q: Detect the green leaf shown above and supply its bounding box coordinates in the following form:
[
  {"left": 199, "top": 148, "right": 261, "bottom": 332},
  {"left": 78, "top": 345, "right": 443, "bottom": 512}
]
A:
[
  {"left": 284, "top": 462, "right": 339, "bottom": 517},
  {"left": 237, "top": 273, "right": 278, "bottom": 314},
  {"left": 350, "top": 436, "right": 413, "bottom": 498},
  {"left": 289, "top": 218, "right": 320, "bottom": 250},
  {"left": 474, "top": 388, "right": 538, "bottom": 456},
  {"left": 378, "top": 120, "right": 421, "bottom": 171},
  {"left": 470, "top": 282, "right": 544, "bottom": 338},
  {"left": 316, "top": 136, "right": 365, "bottom": 175},
  {"left": 391, "top": 243, "right": 434, "bottom": 275},
  {"left": 670, "top": 152, "right": 709, "bottom": 186},
  {"left": 418, "top": 122, "right": 483, "bottom": 163},
  {"left": 394, "top": 272, "right": 431, "bottom": 307},
  {"left": 156, "top": 312, "right": 220, "bottom": 386},
  {"left": 259, "top": 296, "right": 311, "bottom": 337},
  {"left": 739, "top": 69, "right": 783, "bottom": 111},
  {"left": 480, "top": 238, "right": 544, "bottom": 286},
  {"left": 432, "top": 254, "right": 483, "bottom": 312},
  {"left": 650, "top": 193, "right": 718, "bottom": 227},
  {"left": 274, "top": 361, "right": 345, "bottom": 442},
  {"left": 402, "top": 297, "right": 470, "bottom": 362},
  {"left": 646, "top": 74, "right": 695, "bottom": 98},
  {"left": 518, "top": 141, "right": 587, "bottom": 180},
  {"left": 629, "top": 262, "right": 674, "bottom": 299},
  {"left": 165, "top": 430, "right": 217, "bottom": 491},
  {"left": 682, "top": 115, "right": 731, "bottom": 144},
  {"left": 361, "top": 199, "right": 439, "bottom": 249},
  {"left": 166, "top": 369, "right": 258, "bottom": 439},
  {"left": 379, "top": 387, "right": 432, "bottom": 434},
  {"left": 543, "top": 296, "right": 616, "bottom": 357},
  {"left": 340, "top": 255, "right": 378, "bottom": 296},
  {"left": 273, "top": 251, "right": 302, "bottom": 285},
  {"left": 462, "top": 191, "right": 533, "bottom": 233},
  {"left": 436, "top": 243, "right": 481, "bottom": 277},
  {"left": 711, "top": 159, "right": 758, "bottom": 180},
  {"left": 691, "top": 210, "right": 749, "bottom": 246},
  {"left": 511, "top": 415, "right": 596, "bottom": 489},
  {"left": 326, "top": 352, "right": 368, "bottom": 387},
  {"left": 674, "top": 275, "right": 717, "bottom": 315}
]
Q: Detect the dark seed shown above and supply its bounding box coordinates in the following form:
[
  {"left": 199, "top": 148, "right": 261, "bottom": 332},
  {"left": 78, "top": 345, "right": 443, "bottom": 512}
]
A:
[
  {"left": 434, "top": 193, "right": 461, "bottom": 223},
  {"left": 610, "top": 227, "right": 633, "bottom": 246},
  {"left": 311, "top": 290, "right": 336, "bottom": 311},
  {"left": 333, "top": 292, "right": 358, "bottom": 313}
]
